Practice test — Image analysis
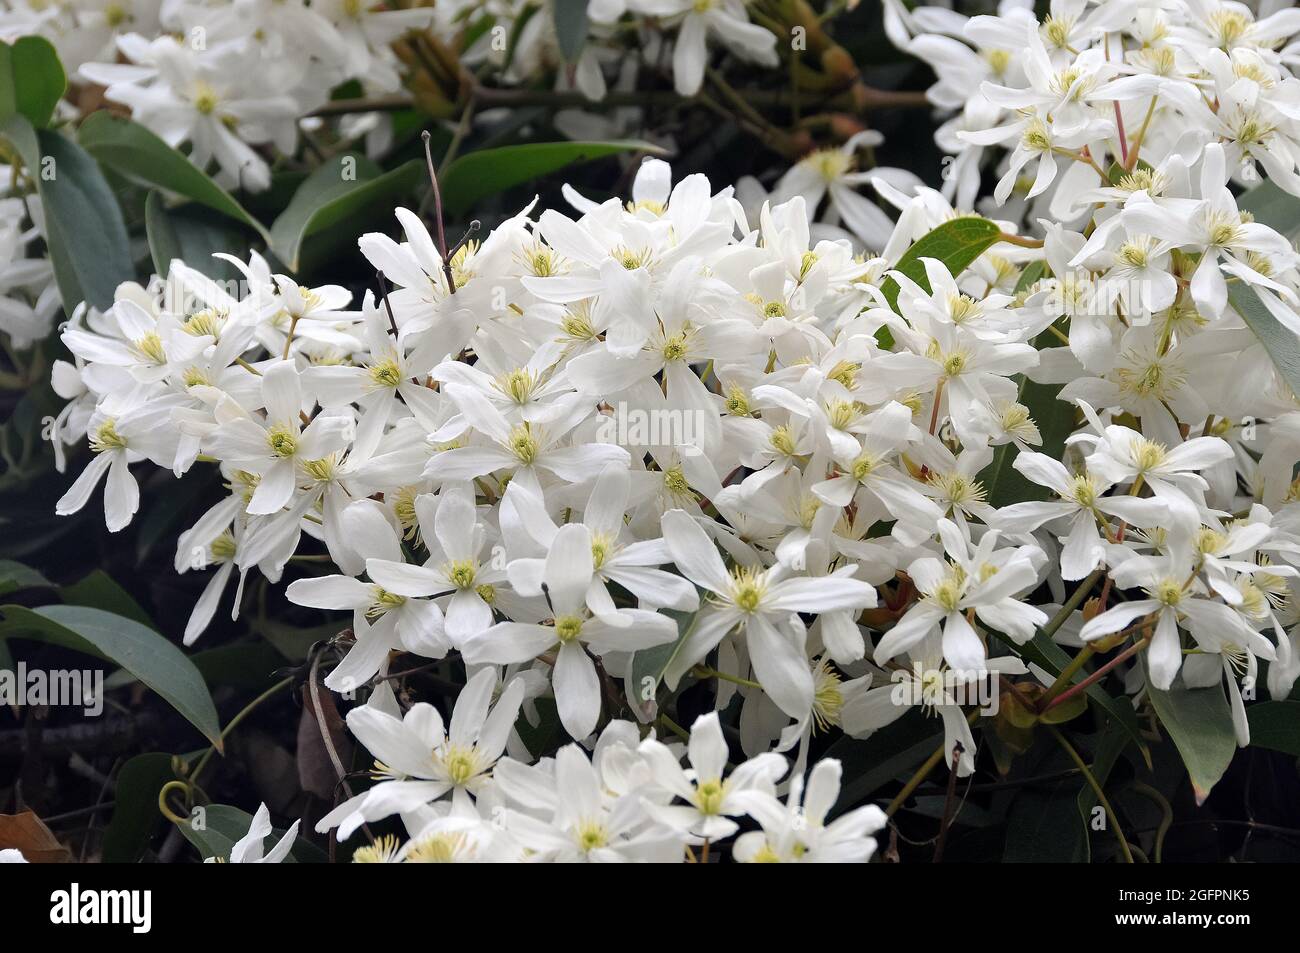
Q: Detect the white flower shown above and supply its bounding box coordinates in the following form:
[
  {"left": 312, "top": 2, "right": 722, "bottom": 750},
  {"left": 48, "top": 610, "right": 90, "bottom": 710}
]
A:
[
  {"left": 661, "top": 508, "right": 877, "bottom": 717},
  {"left": 204, "top": 803, "right": 298, "bottom": 863},
  {"left": 638, "top": 712, "right": 787, "bottom": 840},
  {"left": 462, "top": 522, "right": 678, "bottom": 739},
  {"left": 317, "top": 668, "right": 527, "bottom": 837},
  {"left": 731, "top": 758, "right": 886, "bottom": 862},
  {"left": 874, "top": 519, "right": 1047, "bottom": 671}
]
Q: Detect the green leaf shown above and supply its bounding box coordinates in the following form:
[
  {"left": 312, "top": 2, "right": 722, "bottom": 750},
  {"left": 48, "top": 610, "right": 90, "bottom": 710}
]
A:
[
  {"left": 1143, "top": 658, "right": 1237, "bottom": 805},
  {"left": 1228, "top": 181, "right": 1300, "bottom": 399},
  {"left": 0, "top": 559, "right": 51, "bottom": 596},
  {"left": 192, "top": 641, "right": 286, "bottom": 691},
  {"left": 256, "top": 617, "right": 344, "bottom": 662},
  {"left": 0, "top": 604, "right": 221, "bottom": 749},
  {"left": 144, "top": 190, "right": 249, "bottom": 282},
  {"left": 629, "top": 606, "right": 698, "bottom": 713},
  {"left": 269, "top": 152, "right": 424, "bottom": 271},
  {"left": 0, "top": 117, "right": 134, "bottom": 313},
  {"left": 982, "top": 336, "right": 1075, "bottom": 507},
  {"left": 102, "top": 752, "right": 177, "bottom": 863},
  {"left": 1228, "top": 282, "right": 1300, "bottom": 402},
  {"left": 1239, "top": 179, "right": 1300, "bottom": 237},
  {"left": 439, "top": 140, "right": 662, "bottom": 217},
  {"left": 61, "top": 569, "right": 156, "bottom": 630},
  {"left": 176, "top": 804, "right": 325, "bottom": 863},
  {"left": 1004, "top": 775, "right": 1090, "bottom": 862},
  {"left": 0, "top": 36, "right": 66, "bottom": 128},
  {"left": 1076, "top": 718, "right": 1132, "bottom": 839},
  {"left": 1246, "top": 700, "right": 1300, "bottom": 756},
  {"left": 501, "top": 4, "right": 541, "bottom": 74},
  {"left": 1013, "top": 259, "right": 1047, "bottom": 294},
  {"left": 553, "top": 0, "right": 589, "bottom": 61},
  {"left": 879, "top": 216, "right": 1004, "bottom": 312},
  {"left": 78, "top": 112, "right": 267, "bottom": 238}
]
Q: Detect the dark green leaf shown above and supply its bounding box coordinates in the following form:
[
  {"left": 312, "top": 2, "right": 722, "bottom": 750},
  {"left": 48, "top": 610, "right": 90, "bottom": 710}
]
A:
[
  {"left": 177, "top": 804, "right": 324, "bottom": 863},
  {"left": 78, "top": 112, "right": 267, "bottom": 237},
  {"left": 1004, "top": 775, "right": 1089, "bottom": 862},
  {"left": 0, "top": 117, "right": 134, "bottom": 313},
  {"left": 0, "top": 36, "right": 66, "bottom": 128},
  {"left": 144, "top": 190, "right": 248, "bottom": 282},
  {"left": 0, "top": 559, "right": 51, "bottom": 596},
  {"left": 269, "top": 153, "right": 424, "bottom": 271},
  {"left": 439, "top": 140, "right": 662, "bottom": 217},
  {"left": 1076, "top": 718, "right": 1131, "bottom": 836},
  {"left": 1245, "top": 700, "right": 1300, "bottom": 756},
  {"left": 102, "top": 753, "right": 177, "bottom": 863},
  {"left": 192, "top": 641, "right": 286, "bottom": 691},
  {"left": 257, "top": 617, "right": 344, "bottom": 662},
  {"left": 61, "top": 569, "right": 156, "bottom": 630},
  {"left": 0, "top": 604, "right": 221, "bottom": 748}
]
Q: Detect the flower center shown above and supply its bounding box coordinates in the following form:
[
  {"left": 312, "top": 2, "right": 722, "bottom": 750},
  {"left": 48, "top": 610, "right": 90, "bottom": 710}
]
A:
[
  {"left": 575, "top": 820, "right": 609, "bottom": 852},
  {"left": 554, "top": 614, "right": 584, "bottom": 643},
  {"left": 508, "top": 424, "right": 539, "bottom": 465},
  {"left": 729, "top": 566, "right": 767, "bottom": 613},
  {"left": 369, "top": 359, "right": 402, "bottom": 388},
  {"left": 694, "top": 779, "right": 726, "bottom": 815},
  {"left": 445, "top": 558, "right": 477, "bottom": 589},
  {"left": 439, "top": 744, "right": 481, "bottom": 785},
  {"left": 267, "top": 425, "right": 298, "bottom": 458},
  {"left": 90, "top": 419, "right": 127, "bottom": 452},
  {"left": 366, "top": 587, "right": 406, "bottom": 618}
]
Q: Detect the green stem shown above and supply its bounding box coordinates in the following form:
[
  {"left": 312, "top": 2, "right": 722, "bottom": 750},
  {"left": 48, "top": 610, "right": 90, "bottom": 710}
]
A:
[
  {"left": 692, "top": 666, "right": 761, "bottom": 690},
  {"left": 1131, "top": 781, "right": 1172, "bottom": 863},
  {"left": 1042, "top": 635, "right": 1150, "bottom": 713},
  {"left": 190, "top": 677, "right": 292, "bottom": 784},
  {"left": 1048, "top": 726, "right": 1134, "bottom": 863},
  {"left": 658, "top": 714, "right": 690, "bottom": 743},
  {"left": 885, "top": 744, "right": 946, "bottom": 817},
  {"left": 1042, "top": 569, "right": 1104, "bottom": 640}
]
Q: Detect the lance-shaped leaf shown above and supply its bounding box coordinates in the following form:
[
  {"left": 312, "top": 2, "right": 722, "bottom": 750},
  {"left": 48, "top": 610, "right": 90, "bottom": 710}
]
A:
[
  {"left": 553, "top": 0, "right": 589, "bottom": 61},
  {"left": 629, "top": 607, "right": 697, "bottom": 720},
  {"left": 1246, "top": 700, "right": 1300, "bottom": 757},
  {"left": 0, "top": 604, "right": 222, "bottom": 749},
  {"left": 1228, "top": 281, "right": 1300, "bottom": 401},
  {"left": 269, "top": 153, "right": 424, "bottom": 271},
  {"left": 1143, "top": 658, "right": 1236, "bottom": 805},
  {"left": 0, "top": 116, "right": 133, "bottom": 313},
  {"left": 79, "top": 112, "right": 269, "bottom": 240},
  {"left": 879, "top": 215, "right": 1004, "bottom": 312},
  {"left": 1228, "top": 181, "right": 1300, "bottom": 399},
  {"left": 439, "top": 140, "right": 662, "bottom": 217}
]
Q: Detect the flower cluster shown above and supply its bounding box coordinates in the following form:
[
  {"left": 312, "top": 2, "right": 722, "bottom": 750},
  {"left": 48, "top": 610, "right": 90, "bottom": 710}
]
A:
[
  {"left": 21, "top": 0, "right": 1300, "bottom": 862},
  {"left": 308, "top": 678, "right": 883, "bottom": 863},
  {"left": 2, "top": 0, "right": 438, "bottom": 191},
  {"left": 1, "top": 0, "right": 785, "bottom": 191}
]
